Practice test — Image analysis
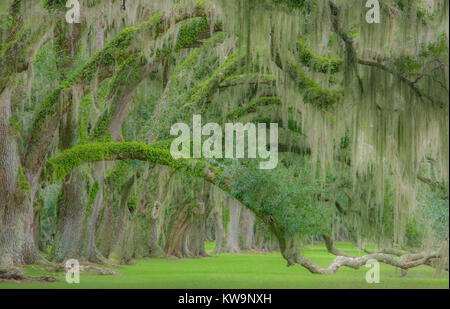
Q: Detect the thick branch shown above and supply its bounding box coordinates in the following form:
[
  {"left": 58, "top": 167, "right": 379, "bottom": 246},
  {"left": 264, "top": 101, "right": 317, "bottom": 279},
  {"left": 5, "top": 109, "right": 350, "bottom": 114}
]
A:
[
  {"left": 357, "top": 59, "right": 444, "bottom": 107},
  {"left": 296, "top": 250, "right": 441, "bottom": 274},
  {"left": 322, "top": 235, "right": 355, "bottom": 258},
  {"left": 417, "top": 174, "right": 448, "bottom": 193},
  {"left": 24, "top": 2, "right": 212, "bottom": 178},
  {"left": 48, "top": 142, "right": 230, "bottom": 191},
  {"left": 185, "top": 49, "right": 246, "bottom": 108},
  {"left": 218, "top": 74, "right": 275, "bottom": 89}
]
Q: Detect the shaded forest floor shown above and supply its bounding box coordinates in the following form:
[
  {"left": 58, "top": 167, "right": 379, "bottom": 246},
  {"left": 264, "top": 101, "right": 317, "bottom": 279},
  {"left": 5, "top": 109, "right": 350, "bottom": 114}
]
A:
[{"left": 1, "top": 243, "right": 448, "bottom": 289}]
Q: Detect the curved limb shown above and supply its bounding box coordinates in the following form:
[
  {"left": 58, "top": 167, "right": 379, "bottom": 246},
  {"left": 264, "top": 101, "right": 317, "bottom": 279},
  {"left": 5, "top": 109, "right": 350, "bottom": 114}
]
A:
[
  {"left": 295, "top": 250, "right": 440, "bottom": 275},
  {"left": 322, "top": 235, "right": 356, "bottom": 258},
  {"left": 48, "top": 142, "right": 446, "bottom": 274}
]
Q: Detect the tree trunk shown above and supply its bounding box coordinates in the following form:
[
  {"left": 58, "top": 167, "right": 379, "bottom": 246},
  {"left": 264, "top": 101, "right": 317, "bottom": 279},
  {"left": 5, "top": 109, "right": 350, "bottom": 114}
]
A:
[
  {"left": 51, "top": 169, "right": 87, "bottom": 262},
  {"left": 0, "top": 88, "right": 39, "bottom": 265},
  {"left": 97, "top": 200, "right": 115, "bottom": 258},
  {"left": 213, "top": 197, "right": 241, "bottom": 254},
  {"left": 239, "top": 207, "right": 255, "bottom": 250},
  {"left": 48, "top": 21, "right": 84, "bottom": 263},
  {"left": 109, "top": 176, "right": 135, "bottom": 263}
]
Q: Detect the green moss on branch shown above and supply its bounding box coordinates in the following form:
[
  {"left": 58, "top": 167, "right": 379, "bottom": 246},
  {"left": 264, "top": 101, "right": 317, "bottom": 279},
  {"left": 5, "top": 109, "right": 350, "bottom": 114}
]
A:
[
  {"left": 17, "top": 167, "right": 30, "bottom": 192},
  {"left": 296, "top": 40, "right": 343, "bottom": 74},
  {"left": 48, "top": 142, "right": 228, "bottom": 191},
  {"left": 174, "top": 17, "right": 210, "bottom": 51},
  {"left": 226, "top": 97, "right": 281, "bottom": 120},
  {"left": 89, "top": 18, "right": 218, "bottom": 140},
  {"left": 286, "top": 58, "right": 342, "bottom": 108},
  {"left": 27, "top": 1, "right": 211, "bottom": 152},
  {"left": 187, "top": 50, "right": 245, "bottom": 108}
]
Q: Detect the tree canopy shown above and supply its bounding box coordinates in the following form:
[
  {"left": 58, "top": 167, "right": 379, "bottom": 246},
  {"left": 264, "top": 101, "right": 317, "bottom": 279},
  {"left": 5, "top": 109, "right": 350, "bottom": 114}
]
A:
[{"left": 0, "top": 0, "right": 448, "bottom": 276}]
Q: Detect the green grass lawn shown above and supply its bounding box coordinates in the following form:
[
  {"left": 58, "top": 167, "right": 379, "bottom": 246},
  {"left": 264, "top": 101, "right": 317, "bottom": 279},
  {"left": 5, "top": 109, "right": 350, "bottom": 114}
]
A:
[{"left": 1, "top": 242, "right": 448, "bottom": 289}]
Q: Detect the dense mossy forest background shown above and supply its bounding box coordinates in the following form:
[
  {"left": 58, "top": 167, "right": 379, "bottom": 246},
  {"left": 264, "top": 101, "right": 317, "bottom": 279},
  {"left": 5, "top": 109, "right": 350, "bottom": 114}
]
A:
[{"left": 0, "top": 0, "right": 448, "bottom": 286}]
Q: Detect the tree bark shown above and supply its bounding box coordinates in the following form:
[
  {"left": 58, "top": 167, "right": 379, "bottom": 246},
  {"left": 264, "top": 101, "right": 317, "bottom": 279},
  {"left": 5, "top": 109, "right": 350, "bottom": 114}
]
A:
[
  {"left": 109, "top": 176, "right": 135, "bottom": 263},
  {"left": 0, "top": 89, "right": 39, "bottom": 265}
]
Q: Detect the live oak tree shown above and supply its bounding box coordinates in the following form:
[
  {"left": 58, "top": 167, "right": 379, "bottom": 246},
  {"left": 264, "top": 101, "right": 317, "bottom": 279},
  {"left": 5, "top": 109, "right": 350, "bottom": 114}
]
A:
[{"left": 0, "top": 0, "right": 448, "bottom": 276}]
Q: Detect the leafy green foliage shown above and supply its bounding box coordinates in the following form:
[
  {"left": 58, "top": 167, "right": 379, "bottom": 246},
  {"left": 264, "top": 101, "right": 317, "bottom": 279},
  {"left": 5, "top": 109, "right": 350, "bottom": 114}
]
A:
[
  {"left": 419, "top": 184, "right": 449, "bottom": 240},
  {"left": 228, "top": 158, "right": 330, "bottom": 236}
]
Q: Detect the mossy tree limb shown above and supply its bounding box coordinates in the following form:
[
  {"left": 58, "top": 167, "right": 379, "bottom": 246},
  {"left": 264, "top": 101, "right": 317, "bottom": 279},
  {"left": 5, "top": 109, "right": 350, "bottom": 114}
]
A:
[
  {"left": 24, "top": 1, "right": 213, "bottom": 177},
  {"left": 47, "top": 141, "right": 445, "bottom": 273}
]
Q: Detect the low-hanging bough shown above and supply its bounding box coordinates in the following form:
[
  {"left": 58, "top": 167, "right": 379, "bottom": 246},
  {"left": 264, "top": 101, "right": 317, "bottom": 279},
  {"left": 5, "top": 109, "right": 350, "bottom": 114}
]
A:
[{"left": 46, "top": 141, "right": 446, "bottom": 274}]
